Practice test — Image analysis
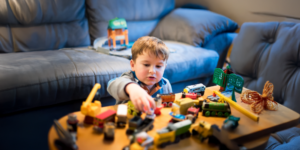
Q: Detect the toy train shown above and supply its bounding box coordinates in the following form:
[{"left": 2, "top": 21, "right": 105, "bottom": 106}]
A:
[
  {"left": 202, "top": 101, "right": 231, "bottom": 117},
  {"left": 183, "top": 83, "right": 206, "bottom": 96},
  {"left": 154, "top": 120, "right": 192, "bottom": 148},
  {"left": 126, "top": 116, "right": 154, "bottom": 135},
  {"left": 190, "top": 120, "right": 220, "bottom": 143},
  {"left": 156, "top": 93, "right": 175, "bottom": 107}
]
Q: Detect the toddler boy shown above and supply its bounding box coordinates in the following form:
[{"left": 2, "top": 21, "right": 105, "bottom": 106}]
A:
[{"left": 107, "top": 36, "right": 172, "bottom": 112}]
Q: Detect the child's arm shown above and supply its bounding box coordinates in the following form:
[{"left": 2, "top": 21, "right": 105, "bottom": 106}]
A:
[
  {"left": 107, "top": 71, "right": 135, "bottom": 103},
  {"left": 125, "top": 83, "right": 155, "bottom": 112}
]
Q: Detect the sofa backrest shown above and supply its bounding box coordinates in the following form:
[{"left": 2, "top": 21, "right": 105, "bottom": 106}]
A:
[
  {"left": 230, "top": 22, "right": 300, "bottom": 115},
  {"left": 0, "top": 0, "right": 90, "bottom": 53},
  {"left": 86, "top": 0, "right": 175, "bottom": 43}
]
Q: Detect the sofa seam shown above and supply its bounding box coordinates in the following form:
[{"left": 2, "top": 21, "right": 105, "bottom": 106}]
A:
[{"left": 0, "top": 73, "right": 123, "bottom": 93}]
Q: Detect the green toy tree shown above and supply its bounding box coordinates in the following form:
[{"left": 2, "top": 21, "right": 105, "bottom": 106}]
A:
[{"left": 212, "top": 66, "right": 244, "bottom": 102}]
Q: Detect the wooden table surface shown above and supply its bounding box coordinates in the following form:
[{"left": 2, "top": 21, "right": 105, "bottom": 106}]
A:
[{"left": 48, "top": 86, "right": 300, "bottom": 150}]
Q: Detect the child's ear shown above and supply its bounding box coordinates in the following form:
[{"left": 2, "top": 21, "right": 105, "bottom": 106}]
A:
[{"left": 130, "top": 60, "right": 135, "bottom": 71}]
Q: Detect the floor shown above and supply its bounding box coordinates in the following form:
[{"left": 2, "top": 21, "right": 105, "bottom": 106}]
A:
[{"left": 0, "top": 97, "right": 115, "bottom": 150}]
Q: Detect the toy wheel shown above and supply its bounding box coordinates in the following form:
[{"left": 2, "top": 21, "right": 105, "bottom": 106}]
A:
[
  {"left": 163, "top": 102, "right": 167, "bottom": 107},
  {"left": 205, "top": 111, "right": 210, "bottom": 117},
  {"left": 211, "top": 111, "right": 216, "bottom": 116},
  {"left": 168, "top": 102, "right": 173, "bottom": 107},
  {"left": 217, "top": 112, "right": 223, "bottom": 117},
  {"left": 174, "top": 137, "right": 180, "bottom": 143},
  {"left": 224, "top": 112, "right": 230, "bottom": 117},
  {"left": 201, "top": 91, "right": 205, "bottom": 96},
  {"left": 186, "top": 131, "right": 191, "bottom": 138},
  {"left": 149, "top": 125, "right": 154, "bottom": 130},
  {"left": 126, "top": 129, "right": 133, "bottom": 135},
  {"left": 158, "top": 143, "right": 167, "bottom": 148},
  {"left": 192, "top": 117, "right": 196, "bottom": 123},
  {"left": 192, "top": 129, "right": 198, "bottom": 135}
]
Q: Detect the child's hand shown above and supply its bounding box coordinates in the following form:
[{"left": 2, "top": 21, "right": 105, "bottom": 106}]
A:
[{"left": 126, "top": 83, "right": 156, "bottom": 112}]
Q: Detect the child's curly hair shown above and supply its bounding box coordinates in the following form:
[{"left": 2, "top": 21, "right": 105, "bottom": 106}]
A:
[{"left": 131, "top": 36, "right": 169, "bottom": 61}]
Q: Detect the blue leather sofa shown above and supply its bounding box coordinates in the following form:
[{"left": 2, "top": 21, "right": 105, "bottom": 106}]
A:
[
  {"left": 0, "top": 0, "right": 237, "bottom": 149},
  {"left": 230, "top": 22, "right": 300, "bottom": 150}
]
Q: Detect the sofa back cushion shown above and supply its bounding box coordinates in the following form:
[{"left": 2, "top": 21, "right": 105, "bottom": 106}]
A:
[
  {"left": 230, "top": 22, "right": 300, "bottom": 115},
  {"left": 86, "top": 0, "right": 175, "bottom": 43},
  {"left": 0, "top": 0, "right": 90, "bottom": 53}
]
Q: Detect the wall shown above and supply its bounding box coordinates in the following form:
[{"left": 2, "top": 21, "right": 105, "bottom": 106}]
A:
[{"left": 176, "top": 0, "right": 300, "bottom": 26}]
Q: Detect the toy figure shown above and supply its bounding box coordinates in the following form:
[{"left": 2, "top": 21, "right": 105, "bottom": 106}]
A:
[
  {"left": 145, "top": 109, "right": 156, "bottom": 119},
  {"left": 153, "top": 97, "right": 163, "bottom": 115},
  {"left": 107, "top": 18, "right": 129, "bottom": 49},
  {"left": 67, "top": 113, "right": 79, "bottom": 142}
]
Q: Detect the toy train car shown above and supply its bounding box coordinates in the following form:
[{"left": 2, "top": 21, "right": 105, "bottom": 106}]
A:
[
  {"left": 182, "top": 92, "right": 201, "bottom": 99},
  {"left": 157, "top": 93, "right": 175, "bottom": 107},
  {"left": 126, "top": 116, "right": 154, "bottom": 135},
  {"left": 202, "top": 101, "right": 231, "bottom": 117},
  {"left": 154, "top": 120, "right": 192, "bottom": 148},
  {"left": 190, "top": 120, "right": 219, "bottom": 143},
  {"left": 183, "top": 83, "right": 206, "bottom": 96},
  {"left": 117, "top": 104, "right": 127, "bottom": 128},
  {"left": 222, "top": 115, "right": 240, "bottom": 130}
]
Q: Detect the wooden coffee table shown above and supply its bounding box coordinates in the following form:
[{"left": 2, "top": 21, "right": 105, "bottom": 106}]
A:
[{"left": 48, "top": 86, "right": 300, "bottom": 150}]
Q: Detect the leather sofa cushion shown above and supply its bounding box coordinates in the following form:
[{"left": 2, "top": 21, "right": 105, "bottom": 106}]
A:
[
  {"left": 164, "top": 41, "right": 219, "bottom": 83},
  {"left": 0, "top": 0, "right": 90, "bottom": 52},
  {"left": 265, "top": 127, "right": 300, "bottom": 150},
  {"left": 230, "top": 22, "right": 300, "bottom": 115},
  {"left": 151, "top": 8, "right": 238, "bottom": 47},
  {"left": 0, "top": 42, "right": 219, "bottom": 114},
  {"left": 86, "top": 0, "right": 175, "bottom": 42},
  {"left": 0, "top": 49, "right": 130, "bottom": 114},
  {"left": 0, "top": 0, "right": 85, "bottom": 25}
]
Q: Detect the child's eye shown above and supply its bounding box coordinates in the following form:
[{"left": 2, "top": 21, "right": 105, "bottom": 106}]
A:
[
  {"left": 144, "top": 64, "right": 150, "bottom": 67},
  {"left": 156, "top": 65, "right": 162, "bottom": 68}
]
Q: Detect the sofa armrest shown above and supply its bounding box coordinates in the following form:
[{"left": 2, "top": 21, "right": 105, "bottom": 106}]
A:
[{"left": 151, "top": 8, "right": 238, "bottom": 47}]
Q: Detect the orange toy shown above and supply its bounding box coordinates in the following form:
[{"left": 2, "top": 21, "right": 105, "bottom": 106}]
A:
[{"left": 107, "top": 18, "right": 129, "bottom": 49}]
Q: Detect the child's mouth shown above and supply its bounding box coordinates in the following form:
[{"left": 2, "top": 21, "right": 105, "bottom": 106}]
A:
[{"left": 148, "top": 77, "right": 156, "bottom": 80}]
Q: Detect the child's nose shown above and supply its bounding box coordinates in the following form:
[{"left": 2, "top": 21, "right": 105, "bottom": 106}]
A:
[{"left": 149, "top": 66, "right": 156, "bottom": 74}]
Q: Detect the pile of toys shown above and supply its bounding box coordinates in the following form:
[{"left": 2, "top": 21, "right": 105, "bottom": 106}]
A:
[{"left": 53, "top": 66, "right": 273, "bottom": 150}]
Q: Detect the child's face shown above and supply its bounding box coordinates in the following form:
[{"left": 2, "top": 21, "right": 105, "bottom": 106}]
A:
[{"left": 130, "top": 52, "right": 167, "bottom": 87}]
